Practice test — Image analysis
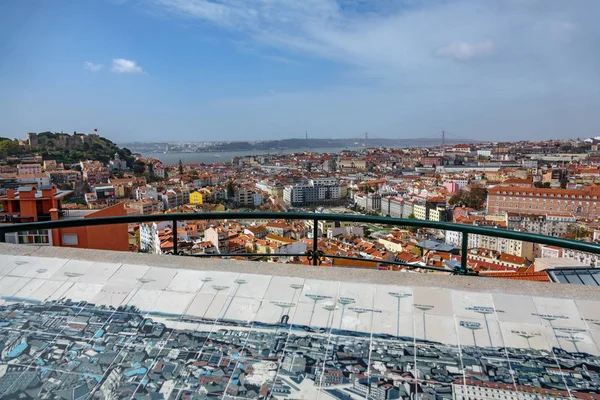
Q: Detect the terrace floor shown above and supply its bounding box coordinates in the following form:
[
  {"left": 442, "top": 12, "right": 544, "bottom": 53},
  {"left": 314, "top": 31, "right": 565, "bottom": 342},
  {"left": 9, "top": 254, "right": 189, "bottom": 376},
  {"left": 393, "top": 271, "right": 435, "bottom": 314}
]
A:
[{"left": 1, "top": 243, "right": 600, "bottom": 399}]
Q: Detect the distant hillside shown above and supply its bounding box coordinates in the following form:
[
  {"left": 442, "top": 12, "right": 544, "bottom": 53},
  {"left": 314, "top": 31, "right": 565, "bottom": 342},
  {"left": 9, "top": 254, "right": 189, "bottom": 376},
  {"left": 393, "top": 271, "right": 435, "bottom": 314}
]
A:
[
  {"left": 0, "top": 131, "right": 134, "bottom": 167},
  {"left": 203, "top": 137, "right": 473, "bottom": 152}
]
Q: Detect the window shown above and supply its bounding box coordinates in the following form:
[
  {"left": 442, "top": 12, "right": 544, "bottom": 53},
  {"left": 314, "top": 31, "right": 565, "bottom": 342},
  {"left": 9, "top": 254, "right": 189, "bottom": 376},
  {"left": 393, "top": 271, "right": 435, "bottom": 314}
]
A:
[
  {"left": 62, "top": 233, "right": 79, "bottom": 246},
  {"left": 5, "top": 230, "right": 51, "bottom": 245}
]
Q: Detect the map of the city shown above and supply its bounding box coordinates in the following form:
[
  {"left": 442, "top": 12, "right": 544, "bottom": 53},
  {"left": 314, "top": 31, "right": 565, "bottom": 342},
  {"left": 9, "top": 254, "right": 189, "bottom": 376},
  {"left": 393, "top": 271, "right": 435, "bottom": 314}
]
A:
[{"left": 0, "top": 255, "right": 599, "bottom": 399}]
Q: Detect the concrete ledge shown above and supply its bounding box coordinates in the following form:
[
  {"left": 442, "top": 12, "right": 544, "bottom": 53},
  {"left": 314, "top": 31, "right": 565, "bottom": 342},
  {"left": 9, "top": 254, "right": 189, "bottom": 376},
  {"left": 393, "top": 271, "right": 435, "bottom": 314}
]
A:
[{"left": 1, "top": 243, "right": 598, "bottom": 300}]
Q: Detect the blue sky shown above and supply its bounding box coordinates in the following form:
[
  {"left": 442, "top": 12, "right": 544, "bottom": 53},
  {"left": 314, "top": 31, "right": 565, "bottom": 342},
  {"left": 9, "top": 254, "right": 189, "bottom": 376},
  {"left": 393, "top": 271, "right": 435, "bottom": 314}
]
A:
[{"left": 1, "top": 0, "right": 599, "bottom": 143}]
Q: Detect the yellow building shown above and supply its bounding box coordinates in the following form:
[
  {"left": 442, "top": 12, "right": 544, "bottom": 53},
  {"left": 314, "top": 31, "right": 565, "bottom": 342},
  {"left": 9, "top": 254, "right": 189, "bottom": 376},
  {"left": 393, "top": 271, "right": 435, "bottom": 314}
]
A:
[
  {"left": 189, "top": 191, "right": 203, "bottom": 205},
  {"left": 413, "top": 203, "right": 427, "bottom": 220}
]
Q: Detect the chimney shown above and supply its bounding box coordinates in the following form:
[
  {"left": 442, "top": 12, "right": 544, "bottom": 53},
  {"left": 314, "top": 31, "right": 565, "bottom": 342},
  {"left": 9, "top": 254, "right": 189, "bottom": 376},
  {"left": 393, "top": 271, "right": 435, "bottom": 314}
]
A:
[
  {"left": 49, "top": 208, "right": 59, "bottom": 221},
  {"left": 6, "top": 189, "right": 14, "bottom": 198}
]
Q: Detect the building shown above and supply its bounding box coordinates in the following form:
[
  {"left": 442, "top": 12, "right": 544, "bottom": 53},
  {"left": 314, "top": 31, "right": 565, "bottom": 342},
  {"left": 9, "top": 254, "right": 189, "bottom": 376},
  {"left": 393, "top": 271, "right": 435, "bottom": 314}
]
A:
[
  {"left": 139, "top": 222, "right": 162, "bottom": 254},
  {"left": 354, "top": 193, "right": 381, "bottom": 212},
  {"left": 487, "top": 185, "right": 600, "bottom": 218},
  {"left": 505, "top": 212, "right": 575, "bottom": 237},
  {"left": 17, "top": 164, "right": 42, "bottom": 175},
  {"left": 126, "top": 199, "right": 163, "bottom": 215},
  {"left": 381, "top": 197, "right": 405, "bottom": 218},
  {"left": 445, "top": 230, "right": 534, "bottom": 260},
  {"left": 189, "top": 191, "right": 203, "bottom": 205},
  {"left": 540, "top": 245, "right": 600, "bottom": 268},
  {"left": 160, "top": 188, "right": 190, "bottom": 210},
  {"left": 48, "top": 170, "right": 82, "bottom": 185},
  {"left": 1, "top": 187, "right": 129, "bottom": 251},
  {"left": 283, "top": 178, "right": 342, "bottom": 207}
]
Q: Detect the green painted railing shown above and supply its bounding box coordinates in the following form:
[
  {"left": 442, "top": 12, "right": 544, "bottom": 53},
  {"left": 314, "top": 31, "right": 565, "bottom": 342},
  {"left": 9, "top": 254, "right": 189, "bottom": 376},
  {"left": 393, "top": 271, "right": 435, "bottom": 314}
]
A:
[{"left": 1, "top": 212, "right": 599, "bottom": 275}]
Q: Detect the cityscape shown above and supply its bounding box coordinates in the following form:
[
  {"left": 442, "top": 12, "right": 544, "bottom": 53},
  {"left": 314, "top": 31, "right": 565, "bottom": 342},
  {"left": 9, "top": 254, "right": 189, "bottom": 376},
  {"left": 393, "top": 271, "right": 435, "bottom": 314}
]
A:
[
  {"left": 2, "top": 0, "right": 600, "bottom": 399},
  {"left": 0, "top": 254, "right": 599, "bottom": 399}
]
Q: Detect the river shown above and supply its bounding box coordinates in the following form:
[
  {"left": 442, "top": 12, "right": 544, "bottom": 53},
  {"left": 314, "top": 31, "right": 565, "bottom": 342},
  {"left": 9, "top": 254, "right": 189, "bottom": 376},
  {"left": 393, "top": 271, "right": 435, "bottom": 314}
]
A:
[{"left": 142, "top": 146, "right": 363, "bottom": 165}]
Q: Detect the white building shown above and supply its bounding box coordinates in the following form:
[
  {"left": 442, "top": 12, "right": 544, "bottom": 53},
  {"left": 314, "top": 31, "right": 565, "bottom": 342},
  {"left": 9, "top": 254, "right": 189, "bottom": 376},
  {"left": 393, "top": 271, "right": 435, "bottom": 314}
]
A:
[
  {"left": 139, "top": 222, "right": 161, "bottom": 254},
  {"left": 445, "top": 230, "right": 534, "bottom": 260},
  {"left": 135, "top": 186, "right": 158, "bottom": 201},
  {"left": 540, "top": 244, "right": 600, "bottom": 268},
  {"left": 283, "top": 179, "right": 342, "bottom": 207}
]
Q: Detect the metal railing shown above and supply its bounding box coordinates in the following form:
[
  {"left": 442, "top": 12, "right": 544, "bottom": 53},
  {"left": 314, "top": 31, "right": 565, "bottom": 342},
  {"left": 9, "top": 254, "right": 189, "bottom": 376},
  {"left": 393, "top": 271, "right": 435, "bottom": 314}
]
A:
[{"left": 1, "top": 212, "right": 600, "bottom": 276}]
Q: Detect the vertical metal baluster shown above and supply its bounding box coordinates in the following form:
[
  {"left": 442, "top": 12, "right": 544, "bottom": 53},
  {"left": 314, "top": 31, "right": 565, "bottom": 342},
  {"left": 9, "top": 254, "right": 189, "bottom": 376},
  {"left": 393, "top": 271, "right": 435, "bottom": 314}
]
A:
[
  {"left": 313, "top": 217, "right": 319, "bottom": 266},
  {"left": 173, "top": 218, "right": 178, "bottom": 255}
]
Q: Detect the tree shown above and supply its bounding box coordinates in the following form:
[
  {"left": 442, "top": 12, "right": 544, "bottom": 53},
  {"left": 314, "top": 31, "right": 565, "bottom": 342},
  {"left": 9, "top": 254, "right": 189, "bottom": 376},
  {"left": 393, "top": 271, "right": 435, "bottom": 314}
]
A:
[
  {"left": 449, "top": 187, "right": 487, "bottom": 209},
  {"left": 406, "top": 213, "right": 418, "bottom": 233},
  {"left": 560, "top": 176, "right": 568, "bottom": 189},
  {"left": 178, "top": 159, "right": 184, "bottom": 175},
  {"left": 226, "top": 180, "right": 235, "bottom": 199},
  {"left": 189, "top": 170, "right": 199, "bottom": 178},
  {"left": 0, "top": 140, "right": 19, "bottom": 156},
  {"left": 133, "top": 160, "right": 146, "bottom": 175}
]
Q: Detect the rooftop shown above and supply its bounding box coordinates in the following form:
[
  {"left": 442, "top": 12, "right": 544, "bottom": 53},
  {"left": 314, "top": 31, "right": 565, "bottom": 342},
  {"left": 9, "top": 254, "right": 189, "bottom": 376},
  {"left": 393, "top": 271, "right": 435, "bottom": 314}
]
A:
[{"left": 1, "top": 243, "right": 599, "bottom": 398}]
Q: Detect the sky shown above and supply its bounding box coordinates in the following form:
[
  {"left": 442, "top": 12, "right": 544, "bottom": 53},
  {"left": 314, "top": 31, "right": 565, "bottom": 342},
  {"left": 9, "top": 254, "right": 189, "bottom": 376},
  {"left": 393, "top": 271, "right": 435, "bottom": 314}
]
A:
[{"left": 1, "top": 0, "right": 600, "bottom": 143}]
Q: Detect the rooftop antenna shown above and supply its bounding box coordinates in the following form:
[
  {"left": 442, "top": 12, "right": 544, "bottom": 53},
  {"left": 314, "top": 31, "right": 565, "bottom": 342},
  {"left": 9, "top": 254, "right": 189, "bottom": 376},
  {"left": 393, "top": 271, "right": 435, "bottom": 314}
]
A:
[
  {"left": 442, "top": 130, "right": 446, "bottom": 148},
  {"left": 365, "top": 132, "right": 368, "bottom": 148}
]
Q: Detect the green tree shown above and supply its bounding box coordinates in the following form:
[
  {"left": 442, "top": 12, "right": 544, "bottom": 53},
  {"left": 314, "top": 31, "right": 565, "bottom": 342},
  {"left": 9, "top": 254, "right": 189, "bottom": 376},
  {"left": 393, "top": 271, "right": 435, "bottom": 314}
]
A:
[
  {"left": 0, "top": 140, "right": 19, "bottom": 156},
  {"left": 406, "top": 213, "right": 418, "bottom": 233},
  {"left": 178, "top": 159, "right": 184, "bottom": 175},
  {"left": 449, "top": 187, "right": 487, "bottom": 209},
  {"left": 226, "top": 180, "right": 235, "bottom": 199},
  {"left": 133, "top": 160, "right": 146, "bottom": 175}
]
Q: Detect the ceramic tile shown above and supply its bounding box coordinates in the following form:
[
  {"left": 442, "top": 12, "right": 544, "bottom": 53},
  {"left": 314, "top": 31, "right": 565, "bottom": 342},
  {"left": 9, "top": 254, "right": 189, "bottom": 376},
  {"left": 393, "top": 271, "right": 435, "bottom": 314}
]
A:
[
  {"left": 61, "top": 282, "right": 105, "bottom": 302},
  {"left": 498, "top": 321, "right": 553, "bottom": 352},
  {"left": 0, "top": 276, "right": 31, "bottom": 297},
  {"left": 263, "top": 276, "right": 305, "bottom": 301},
  {"left": 492, "top": 293, "right": 540, "bottom": 324},
  {"left": 412, "top": 287, "right": 454, "bottom": 317},
  {"left": 330, "top": 282, "right": 375, "bottom": 334},
  {"left": 575, "top": 299, "right": 600, "bottom": 330},
  {"left": 90, "top": 284, "right": 133, "bottom": 307},
  {"left": 5, "top": 256, "right": 68, "bottom": 279},
  {"left": 138, "top": 267, "right": 178, "bottom": 290},
  {"left": 545, "top": 325, "right": 599, "bottom": 355},
  {"left": 105, "top": 263, "right": 150, "bottom": 286},
  {"left": 149, "top": 290, "right": 196, "bottom": 316},
  {"left": 196, "top": 271, "right": 241, "bottom": 295},
  {"left": 456, "top": 316, "right": 504, "bottom": 350},
  {"left": 532, "top": 296, "right": 586, "bottom": 329},
  {"left": 298, "top": 278, "right": 339, "bottom": 304},
  {"left": 165, "top": 269, "right": 213, "bottom": 292},
  {"left": 414, "top": 314, "right": 458, "bottom": 346},
  {"left": 49, "top": 259, "right": 96, "bottom": 281},
  {"left": 121, "top": 288, "right": 163, "bottom": 311},
  {"left": 79, "top": 261, "right": 122, "bottom": 284},
  {"left": 230, "top": 273, "right": 272, "bottom": 299},
  {"left": 452, "top": 290, "right": 496, "bottom": 320}
]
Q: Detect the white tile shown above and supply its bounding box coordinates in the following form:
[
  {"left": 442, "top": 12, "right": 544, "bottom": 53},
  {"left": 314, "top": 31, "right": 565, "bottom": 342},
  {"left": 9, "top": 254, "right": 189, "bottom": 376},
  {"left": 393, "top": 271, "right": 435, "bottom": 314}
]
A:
[
  {"left": 456, "top": 316, "right": 504, "bottom": 349},
  {"left": 11, "top": 278, "right": 47, "bottom": 300},
  {"left": 230, "top": 273, "right": 271, "bottom": 299},
  {"left": 291, "top": 300, "right": 340, "bottom": 330},
  {"left": 201, "top": 294, "right": 230, "bottom": 320},
  {"left": 91, "top": 284, "right": 134, "bottom": 307},
  {"left": 298, "top": 279, "right": 339, "bottom": 304},
  {"left": 80, "top": 262, "right": 122, "bottom": 284},
  {"left": 372, "top": 310, "right": 414, "bottom": 339},
  {"left": 185, "top": 293, "right": 219, "bottom": 319},
  {"left": 412, "top": 287, "right": 454, "bottom": 317},
  {"left": 106, "top": 264, "right": 150, "bottom": 286},
  {"left": 492, "top": 293, "right": 540, "bottom": 324},
  {"left": 498, "top": 321, "right": 552, "bottom": 351},
  {"left": 256, "top": 299, "right": 297, "bottom": 325},
  {"left": 452, "top": 290, "right": 495, "bottom": 319},
  {"left": 46, "top": 281, "right": 75, "bottom": 301},
  {"left": 138, "top": 267, "right": 178, "bottom": 290},
  {"left": 166, "top": 269, "right": 214, "bottom": 292},
  {"left": 263, "top": 276, "right": 305, "bottom": 301},
  {"left": 6, "top": 256, "right": 68, "bottom": 279},
  {"left": 220, "top": 297, "right": 262, "bottom": 323},
  {"left": 576, "top": 300, "right": 600, "bottom": 330},
  {"left": 62, "top": 282, "right": 105, "bottom": 302},
  {"left": 49, "top": 260, "right": 95, "bottom": 281},
  {"left": 151, "top": 291, "right": 195, "bottom": 316},
  {"left": 414, "top": 314, "right": 458, "bottom": 346},
  {"left": 532, "top": 296, "right": 586, "bottom": 329},
  {"left": 196, "top": 271, "right": 240, "bottom": 295},
  {"left": 0, "top": 276, "right": 31, "bottom": 297},
  {"left": 373, "top": 285, "right": 414, "bottom": 314},
  {"left": 548, "top": 326, "right": 598, "bottom": 355},
  {"left": 123, "top": 288, "right": 163, "bottom": 312},
  {"left": 330, "top": 282, "right": 374, "bottom": 333}
]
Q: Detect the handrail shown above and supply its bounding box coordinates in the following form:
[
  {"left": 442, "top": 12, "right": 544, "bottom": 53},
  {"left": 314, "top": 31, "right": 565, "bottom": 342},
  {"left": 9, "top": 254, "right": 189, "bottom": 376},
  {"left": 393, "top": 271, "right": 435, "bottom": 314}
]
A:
[{"left": 1, "top": 211, "right": 599, "bottom": 275}]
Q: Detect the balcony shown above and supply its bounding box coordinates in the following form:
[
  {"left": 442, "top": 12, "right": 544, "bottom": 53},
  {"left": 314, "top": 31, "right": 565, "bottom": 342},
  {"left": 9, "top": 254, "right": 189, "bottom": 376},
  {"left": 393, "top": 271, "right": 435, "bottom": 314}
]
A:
[{"left": 1, "top": 213, "right": 600, "bottom": 398}]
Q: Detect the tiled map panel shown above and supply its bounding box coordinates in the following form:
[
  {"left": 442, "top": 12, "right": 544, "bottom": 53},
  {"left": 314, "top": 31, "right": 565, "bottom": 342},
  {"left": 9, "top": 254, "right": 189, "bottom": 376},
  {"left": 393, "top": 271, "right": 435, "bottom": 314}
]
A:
[{"left": 0, "top": 255, "right": 598, "bottom": 399}]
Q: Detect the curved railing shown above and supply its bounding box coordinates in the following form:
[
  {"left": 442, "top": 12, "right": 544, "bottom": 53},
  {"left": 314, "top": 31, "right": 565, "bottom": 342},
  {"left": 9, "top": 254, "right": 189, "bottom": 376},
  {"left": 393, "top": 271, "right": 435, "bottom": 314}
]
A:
[{"left": 1, "top": 212, "right": 599, "bottom": 276}]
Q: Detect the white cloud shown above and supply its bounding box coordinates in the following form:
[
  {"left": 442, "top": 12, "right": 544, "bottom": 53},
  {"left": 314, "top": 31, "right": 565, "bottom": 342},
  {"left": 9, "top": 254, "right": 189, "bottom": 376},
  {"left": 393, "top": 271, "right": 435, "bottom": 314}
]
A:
[
  {"left": 146, "top": 0, "right": 600, "bottom": 82},
  {"left": 84, "top": 61, "right": 104, "bottom": 72},
  {"left": 435, "top": 41, "right": 494, "bottom": 61},
  {"left": 111, "top": 58, "right": 145, "bottom": 74}
]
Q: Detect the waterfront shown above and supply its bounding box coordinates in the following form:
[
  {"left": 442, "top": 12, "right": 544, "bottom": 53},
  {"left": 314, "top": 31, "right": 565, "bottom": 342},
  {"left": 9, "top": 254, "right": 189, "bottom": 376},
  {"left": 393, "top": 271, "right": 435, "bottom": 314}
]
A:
[{"left": 142, "top": 147, "right": 363, "bottom": 165}]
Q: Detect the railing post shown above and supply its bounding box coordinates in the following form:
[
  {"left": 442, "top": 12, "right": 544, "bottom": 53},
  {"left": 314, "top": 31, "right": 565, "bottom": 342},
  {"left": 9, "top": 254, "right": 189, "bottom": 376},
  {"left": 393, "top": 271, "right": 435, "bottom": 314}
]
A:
[
  {"left": 312, "top": 218, "right": 319, "bottom": 266},
  {"left": 460, "top": 232, "right": 469, "bottom": 275},
  {"left": 0, "top": 230, "right": 4, "bottom": 243},
  {"left": 172, "top": 218, "right": 178, "bottom": 255}
]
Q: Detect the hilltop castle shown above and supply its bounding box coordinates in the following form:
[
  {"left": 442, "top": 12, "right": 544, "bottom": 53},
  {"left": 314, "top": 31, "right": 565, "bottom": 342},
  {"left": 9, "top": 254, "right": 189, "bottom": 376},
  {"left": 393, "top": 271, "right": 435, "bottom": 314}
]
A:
[{"left": 24, "top": 132, "right": 103, "bottom": 151}]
